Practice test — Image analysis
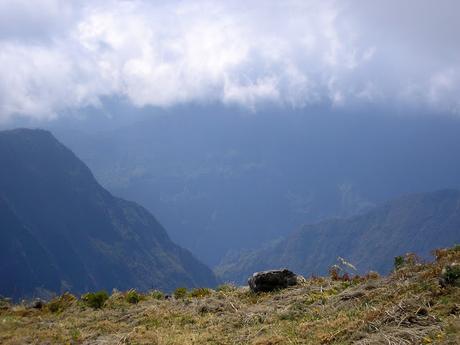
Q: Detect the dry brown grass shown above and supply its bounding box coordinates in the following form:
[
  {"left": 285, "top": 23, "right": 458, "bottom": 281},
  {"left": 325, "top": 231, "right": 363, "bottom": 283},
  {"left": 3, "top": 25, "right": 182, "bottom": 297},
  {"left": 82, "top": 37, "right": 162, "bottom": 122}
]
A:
[{"left": 1, "top": 247, "right": 459, "bottom": 345}]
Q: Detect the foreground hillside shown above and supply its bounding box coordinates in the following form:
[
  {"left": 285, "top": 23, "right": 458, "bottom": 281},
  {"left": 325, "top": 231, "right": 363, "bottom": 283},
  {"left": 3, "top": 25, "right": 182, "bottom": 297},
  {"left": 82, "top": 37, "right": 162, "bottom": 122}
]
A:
[
  {"left": 217, "top": 189, "right": 460, "bottom": 284},
  {"left": 0, "top": 129, "right": 217, "bottom": 299},
  {"left": 1, "top": 247, "right": 459, "bottom": 345}
]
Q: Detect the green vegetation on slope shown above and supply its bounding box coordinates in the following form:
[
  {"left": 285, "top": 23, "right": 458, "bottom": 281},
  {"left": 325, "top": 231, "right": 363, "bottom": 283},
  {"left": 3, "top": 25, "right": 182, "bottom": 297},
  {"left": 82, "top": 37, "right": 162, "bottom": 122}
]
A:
[
  {"left": 0, "top": 129, "right": 217, "bottom": 299},
  {"left": 1, "top": 246, "right": 459, "bottom": 344},
  {"left": 216, "top": 189, "right": 460, "bottom": 284}
]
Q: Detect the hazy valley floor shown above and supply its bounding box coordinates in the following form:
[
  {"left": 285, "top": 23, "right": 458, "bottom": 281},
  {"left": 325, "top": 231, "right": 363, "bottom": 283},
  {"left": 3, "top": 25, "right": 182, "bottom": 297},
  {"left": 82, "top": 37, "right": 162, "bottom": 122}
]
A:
[{"left": 1, "top": 248, "right": 459, "bottom": 345}]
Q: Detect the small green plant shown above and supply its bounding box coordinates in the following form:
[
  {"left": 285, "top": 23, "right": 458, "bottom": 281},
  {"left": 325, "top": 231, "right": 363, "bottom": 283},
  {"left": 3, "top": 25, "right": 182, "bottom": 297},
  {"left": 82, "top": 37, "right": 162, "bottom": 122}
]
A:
[
  {"left": 81, "top": 291, "right": 109, "bottom": 309},
  {"left": 189, "top": 288, "right": 212, "bottom": 298},
  {"left": 47, "top": 293, "right": 77, "bottom": 313},
  {"left": 394, "top": 256, "right": 405, "bottom": 270},
  {"left": 453, "top": 244, "right": 460, "bottom": 252},
  {"left": 47, "top": 299, "right": 61, "bottom": 313},
  {"left": 125, "top": 289, "right": 142, "bottom": 304},
  {"left": 70, "top": 328, "right": 81, "bottom": 341},
  {"left": 173, "top": 287, "right": 187, "bottom": 299},
  {"left": 443, "top": 265, "right": 460, "bottom": 286},
  {"left": 150, "top": 290, "right": 164, "bottom": 300}
]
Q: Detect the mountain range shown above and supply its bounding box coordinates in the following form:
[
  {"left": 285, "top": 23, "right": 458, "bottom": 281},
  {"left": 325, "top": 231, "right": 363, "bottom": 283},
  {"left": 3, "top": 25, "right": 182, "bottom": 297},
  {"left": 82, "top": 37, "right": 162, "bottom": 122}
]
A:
[
  {"left": 0, "top": 129, "right": 217, "bottom": 300},
  {"left": 216, "top": 189, "right": 460, "bottom": 283},
  {"left": 50, "top": 108, "right": 460, "bottom": 266},
  {"left": 2, "top": 126, "right": 460, "bottom": 300}
]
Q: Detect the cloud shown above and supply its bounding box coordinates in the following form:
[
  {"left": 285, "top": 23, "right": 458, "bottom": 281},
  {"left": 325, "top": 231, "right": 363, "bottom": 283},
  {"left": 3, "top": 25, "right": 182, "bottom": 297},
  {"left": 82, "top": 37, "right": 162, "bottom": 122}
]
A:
[{"left": 0, "top": 0, "right": 459, "bottom": 121}]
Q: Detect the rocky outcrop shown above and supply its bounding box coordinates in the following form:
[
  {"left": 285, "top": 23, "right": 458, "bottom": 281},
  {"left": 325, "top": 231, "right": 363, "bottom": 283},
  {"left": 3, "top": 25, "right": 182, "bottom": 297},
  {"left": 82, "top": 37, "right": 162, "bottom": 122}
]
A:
[{"left": 248, "top": 269, "right": 304, "bottom": 293}]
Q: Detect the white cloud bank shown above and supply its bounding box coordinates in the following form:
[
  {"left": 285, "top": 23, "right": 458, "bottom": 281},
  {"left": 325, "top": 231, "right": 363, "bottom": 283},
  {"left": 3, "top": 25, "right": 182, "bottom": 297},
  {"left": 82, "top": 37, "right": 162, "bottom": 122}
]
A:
[{"left": 0, "top": 0, "right": 459, "bottom": 121}]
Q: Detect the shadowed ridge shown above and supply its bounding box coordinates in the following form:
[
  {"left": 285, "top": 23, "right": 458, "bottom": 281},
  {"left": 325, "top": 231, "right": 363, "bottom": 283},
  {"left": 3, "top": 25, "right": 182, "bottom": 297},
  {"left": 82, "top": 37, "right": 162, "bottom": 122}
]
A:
[{"left": 0, "top": 128, "right": 217, "bottom": 299}]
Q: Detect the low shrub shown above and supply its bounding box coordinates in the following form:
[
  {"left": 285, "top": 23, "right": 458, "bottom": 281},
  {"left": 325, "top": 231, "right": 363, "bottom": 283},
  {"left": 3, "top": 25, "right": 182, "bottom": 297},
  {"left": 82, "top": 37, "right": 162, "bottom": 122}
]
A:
[
  {"left": 125, "top": 289, "right": 142, "bottom": 304},
  {"left": 441, "top": 264, "right": 460, "bottom": 287},
  {"left": 46, "top": 293, "right": 77, "bottom": 313},
  {"left": 150, "top": 290, "right": 165, "bottom": 300},
  {"left": 189, "top": 288, "right": 212, "bottom": 298},
  {"left": 173, "top": 287, "right": 187, "bottom": 299},
  {"left": 394, "top": 256, "right": 405, "bottom": 270},
  {"left": 47, "top": 300, "right": 60, "bottom": 313},
  {"left": 81, "top": 291, "right": 109, "bottom": 309}
]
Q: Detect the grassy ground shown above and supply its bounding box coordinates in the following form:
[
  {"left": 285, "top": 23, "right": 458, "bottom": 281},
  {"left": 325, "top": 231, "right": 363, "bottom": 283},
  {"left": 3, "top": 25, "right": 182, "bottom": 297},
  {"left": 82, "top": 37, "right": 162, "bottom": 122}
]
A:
[{"left": 1, "top": 247, "right": 459, "bottom": 345}]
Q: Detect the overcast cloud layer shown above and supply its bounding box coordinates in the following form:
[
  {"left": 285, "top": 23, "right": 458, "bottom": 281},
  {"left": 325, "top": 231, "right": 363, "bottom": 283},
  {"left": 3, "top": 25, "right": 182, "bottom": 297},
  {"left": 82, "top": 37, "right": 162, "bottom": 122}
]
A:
[{"left": 0, "top": 0, "right": 459, "bottom": 121}]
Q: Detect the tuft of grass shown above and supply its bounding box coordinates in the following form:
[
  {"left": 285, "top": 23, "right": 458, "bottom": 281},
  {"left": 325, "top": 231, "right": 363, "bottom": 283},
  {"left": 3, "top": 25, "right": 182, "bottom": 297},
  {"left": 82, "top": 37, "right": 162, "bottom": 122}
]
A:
[
  {"left": 173, "top": 287, "right": 187, "bottom": 299},
  {"left": 125, "top": 289, "right": 142, "bottom": 304},
  {"left": 46, "top": 292, "right": 77, "bottom": 313},
  {"left": 81, "top": 290, "right": 109, "bottom": 309},
  {"left": 69, "top": 328, "right": 80, "bottom": 342},
  {"left": 443, "top": 265, "right": 460, "bottom": 286},
  {"left": 149, "top": 290, "right": 164, "bottom": 300},
  {"left": 189, "top": 288, "right": 212, "bottom": 298},
  {"left": 216, "top": 283, "right": 237, "bottom": 293},
  {"left": 1, "top": 245, "right": 459, "bottom": 345}
]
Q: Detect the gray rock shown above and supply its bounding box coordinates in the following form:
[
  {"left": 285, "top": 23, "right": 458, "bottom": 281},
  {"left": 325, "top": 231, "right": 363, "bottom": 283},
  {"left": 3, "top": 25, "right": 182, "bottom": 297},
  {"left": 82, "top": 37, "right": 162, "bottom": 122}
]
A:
[
  {"left": 24, "top": 298, "right": 45, "bottom": 309},
  {"left": 31, "top": 298, "right": 45, "bottom": 309},
  {"left": 248, "top": 269, "right": 302, "bottom": 293}
]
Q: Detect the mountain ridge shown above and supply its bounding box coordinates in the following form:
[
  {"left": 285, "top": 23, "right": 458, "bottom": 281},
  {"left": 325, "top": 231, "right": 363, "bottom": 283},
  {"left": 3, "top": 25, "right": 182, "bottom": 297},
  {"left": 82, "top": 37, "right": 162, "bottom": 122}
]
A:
[
  {"left": 0, "top": 128, "right": 217, "bottom": 299},
  {"left": 53, "top": 111, "right": 460, "bottom": 266},
  {"left": 216, "top": 189, "right": 460, "bottom": 283}
]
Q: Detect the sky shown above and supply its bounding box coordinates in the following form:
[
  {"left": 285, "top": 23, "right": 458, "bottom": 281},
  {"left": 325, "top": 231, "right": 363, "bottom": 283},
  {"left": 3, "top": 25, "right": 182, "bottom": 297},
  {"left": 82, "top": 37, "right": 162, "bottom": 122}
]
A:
[{"left": 0, "top": 0, "right": 459, "bottom": 122}]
